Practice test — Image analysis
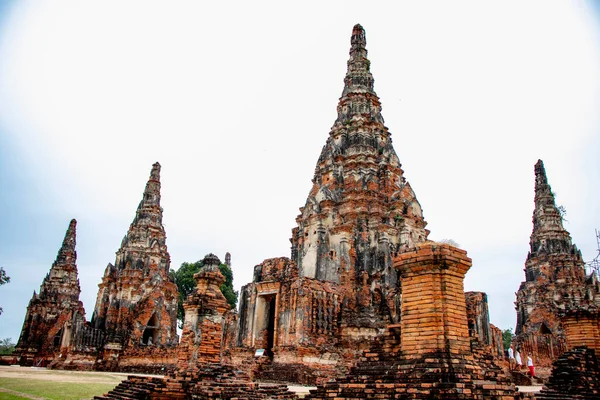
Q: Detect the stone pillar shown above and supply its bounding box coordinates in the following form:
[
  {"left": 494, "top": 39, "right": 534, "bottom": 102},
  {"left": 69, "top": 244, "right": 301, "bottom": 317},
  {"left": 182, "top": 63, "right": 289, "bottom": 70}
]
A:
[{"left": 394, "top": 243, "right": 472, "bottom": 359}]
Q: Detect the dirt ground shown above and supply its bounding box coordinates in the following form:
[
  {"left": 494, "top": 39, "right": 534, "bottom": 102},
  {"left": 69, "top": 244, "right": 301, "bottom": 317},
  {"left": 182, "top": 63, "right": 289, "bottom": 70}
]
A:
[
  {"left": 0, "top": 365, "right": 541, "bottom": 397},
  {"left": 0, "top": 366, "right": 314, "bottom": 397},
  {"left": 0, "top": 365, "right": 150, "bottom": 384}
]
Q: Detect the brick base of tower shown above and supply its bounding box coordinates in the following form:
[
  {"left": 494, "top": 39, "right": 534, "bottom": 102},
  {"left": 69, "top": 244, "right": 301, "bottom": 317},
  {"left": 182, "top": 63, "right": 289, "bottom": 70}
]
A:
[{"left": 306, "top": 243, "right": 521, "bottom": 399}]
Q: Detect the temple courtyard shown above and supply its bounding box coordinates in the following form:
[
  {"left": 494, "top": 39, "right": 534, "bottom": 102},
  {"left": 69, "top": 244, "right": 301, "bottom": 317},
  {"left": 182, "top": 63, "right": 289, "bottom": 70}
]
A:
[{"left": 0, "top": 366, "right": 544, "bottom": 399}]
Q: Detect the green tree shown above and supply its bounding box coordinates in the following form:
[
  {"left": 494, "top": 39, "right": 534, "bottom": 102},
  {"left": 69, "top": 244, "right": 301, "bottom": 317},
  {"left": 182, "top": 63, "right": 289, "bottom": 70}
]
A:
[
  {"left": 0, "top": 267, "right": 9, "bottom": 315},
  {"left": 218, "top": 263, "right": 238, "bottom": 309},
  {"left": 0, "top": 338, "right": 15, "bottom": 355},
  {"left": 171, "top": 257, "right": 238, "bottom": 328},
  {"left": 502, "top": 328, "right": 513, "bottom": 350}
]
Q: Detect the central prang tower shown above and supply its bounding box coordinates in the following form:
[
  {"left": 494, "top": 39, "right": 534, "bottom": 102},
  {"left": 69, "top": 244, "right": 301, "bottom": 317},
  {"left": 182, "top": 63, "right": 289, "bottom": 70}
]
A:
[
  {"left": 231, "top": 25, "right": 429, "bottom": 384},
  {"left": 291, "top": 24, "right": 428, "bottom": 323}
]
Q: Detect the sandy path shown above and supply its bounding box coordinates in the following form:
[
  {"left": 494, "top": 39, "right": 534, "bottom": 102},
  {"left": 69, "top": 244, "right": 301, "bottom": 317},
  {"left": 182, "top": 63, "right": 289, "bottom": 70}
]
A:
[{"left": 0, "top": 365, "right": 157, "bottom": 384}]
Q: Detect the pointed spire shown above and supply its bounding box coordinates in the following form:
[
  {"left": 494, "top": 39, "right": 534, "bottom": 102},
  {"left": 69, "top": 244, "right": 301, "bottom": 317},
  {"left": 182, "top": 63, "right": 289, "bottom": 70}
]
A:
[
  {"left": 140, "top": 162, "right": 161, "bottom": 208},
  {"left": 131, "top": 162, "right": 164, "bottom": 228},
  {"left": 534, "top": 159, "right": 549, "bottom": 188},
  {"left": 528, "top": 159, "right": 575, "bottom": 260},
  {"left": 55, "top": 219, "right": 77, "bottom": 264},
  {"left": 336, "top": 24, "right": 383, "bottom": 125},
  {"left": 115, "top": 161, "right": 169, "bottom": 271},
  {"left": 342, "top": 24, "right": 374, "bottom": 95},
  {"left": 532, "top": 159, "right": 564, "bottom": 234},
  {"left": 40, "top": 219, "right": 81, "bottom": 300}
]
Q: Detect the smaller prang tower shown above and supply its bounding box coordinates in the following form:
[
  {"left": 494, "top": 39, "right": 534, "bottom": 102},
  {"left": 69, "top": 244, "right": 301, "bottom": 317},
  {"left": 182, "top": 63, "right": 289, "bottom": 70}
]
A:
[
  {"left": 15, "top": 219, "right": 87, "bottom": 365},
  {"left": 92, "top": 162, "right": 178, "bottom": 350},
  {"left": 514, "top": 160, "right": 600, "bottom": 365}
]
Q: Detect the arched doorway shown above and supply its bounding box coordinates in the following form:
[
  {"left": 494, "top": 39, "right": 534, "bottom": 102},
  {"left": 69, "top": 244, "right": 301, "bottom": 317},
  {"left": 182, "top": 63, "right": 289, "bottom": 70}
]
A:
[{"left": 142, "top": 313, "right": 159, "bottom": 345}]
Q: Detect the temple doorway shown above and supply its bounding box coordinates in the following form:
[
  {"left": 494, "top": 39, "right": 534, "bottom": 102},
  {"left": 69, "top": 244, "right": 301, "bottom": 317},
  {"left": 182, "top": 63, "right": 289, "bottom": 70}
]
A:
[
  {"left": 142, "top": 313, "right": 159, "bottom": 345},
  {"left": 254, "top": 293, "right": 278, "bottom": 356},
  {"left": 266, "top": 295, "right": 276, "bottom": 355}
]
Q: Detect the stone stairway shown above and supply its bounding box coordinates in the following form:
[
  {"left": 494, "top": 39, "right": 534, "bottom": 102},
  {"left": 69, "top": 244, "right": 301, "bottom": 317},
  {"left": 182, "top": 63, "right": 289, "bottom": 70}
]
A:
[
  {"left": 94, "top": 375, "right": 168, "bottom": 400},
  {"left": 94, "top": 363, "right": 298, "bottom": 400}
]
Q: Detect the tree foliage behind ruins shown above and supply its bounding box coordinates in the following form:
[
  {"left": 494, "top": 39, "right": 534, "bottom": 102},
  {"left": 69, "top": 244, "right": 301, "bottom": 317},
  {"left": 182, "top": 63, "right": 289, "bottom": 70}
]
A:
[
  {"left": 0, "top": 267, "right": 9, "bottom": 315},
  {"left": 502, "top": 328, "right": 513, "bottom": 350},
  {"left": 171, "top": 258, "right": 238, "bottom": 327}
]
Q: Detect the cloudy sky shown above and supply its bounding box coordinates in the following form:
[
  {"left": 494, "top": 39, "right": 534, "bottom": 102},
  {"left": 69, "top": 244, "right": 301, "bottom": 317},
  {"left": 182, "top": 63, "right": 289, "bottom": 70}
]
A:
[{"left": 0, "top": 1, "right": 599, "bottom": 343}]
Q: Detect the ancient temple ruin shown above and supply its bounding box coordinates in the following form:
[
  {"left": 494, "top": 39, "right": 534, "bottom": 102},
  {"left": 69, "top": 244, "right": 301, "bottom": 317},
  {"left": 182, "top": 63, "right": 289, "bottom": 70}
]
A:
[
  {"left": 514, "top": 160, "right": 600, "bottom": 366},
  {"left": 15, "top": 163, "right": 180, "bottom": 371},
  {"left": 306, "top": 243, "right": 519, "bottom": 399},
  {"left": 90, "top": 161, "right": 179, "bottom": 369},
  {"left": 13, "top": 22, "right": 600, "bottom": 399},
  {"left": 95, "top": 254, "right": 299, "bottom": 400},
  {"left": 15, "top": 219, "right": 88, "bottom": 365},
  {"left": 228, "top": 24, "right": 500, "bottom": 384}
]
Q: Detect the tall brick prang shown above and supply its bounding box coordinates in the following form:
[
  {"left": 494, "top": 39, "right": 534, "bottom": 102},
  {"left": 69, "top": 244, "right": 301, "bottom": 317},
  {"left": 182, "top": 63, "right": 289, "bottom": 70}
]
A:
[
  {"left": 231, "top": 23, "right": 430, "bottom": 384},
  {"left": 15, "top": 219, "right": 87, "bottom": 365},
  {"left": 91, "top": 162, "right": 179, "bottom": 369},
  {"left": 514, "top": 160, "right": 600, "bottom": 365}
]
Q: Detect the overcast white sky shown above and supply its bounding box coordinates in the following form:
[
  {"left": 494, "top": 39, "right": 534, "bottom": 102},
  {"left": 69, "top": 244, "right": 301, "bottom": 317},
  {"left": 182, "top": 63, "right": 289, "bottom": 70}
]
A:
[{"left": 0, "top": 1, "right": 599, "bottom": 343}]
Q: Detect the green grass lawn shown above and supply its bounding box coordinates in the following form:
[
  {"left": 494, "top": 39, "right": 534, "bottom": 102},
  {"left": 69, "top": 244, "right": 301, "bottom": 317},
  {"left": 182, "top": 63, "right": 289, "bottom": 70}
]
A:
[
  {"left": 0, "top": 378, "right": 116, "bottom": 400},
  {"left": 0, "top": 393, "right": 31, "bottom": 400}
]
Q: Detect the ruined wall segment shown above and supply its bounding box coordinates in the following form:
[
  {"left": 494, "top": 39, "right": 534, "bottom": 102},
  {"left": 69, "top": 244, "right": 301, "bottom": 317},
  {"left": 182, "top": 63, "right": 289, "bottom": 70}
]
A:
[
  {"left": 465, "top": 291, "right": 492, "bottom": 346},
  {"left": 306, "top": 243, "right": 517, "bottom": 399},
  {"left": 514, "top": 160, "right": 600, "bottom": 365},
  {"left": 16, "top": 219, "right": 87, "bottom": 365},
  {"left": 177, "top": 254, "right": 231, "bottom": 371},
  {"left": 91, "top": 162, "right": 179, "bottom": 355}
]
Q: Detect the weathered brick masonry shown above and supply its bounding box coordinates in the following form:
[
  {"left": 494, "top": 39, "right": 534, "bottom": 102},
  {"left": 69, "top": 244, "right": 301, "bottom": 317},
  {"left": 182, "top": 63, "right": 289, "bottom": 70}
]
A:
[
  {"left": 514, "top": 160, "right": 600, "bottom": 367},
  {"left": 95, "top": 255, "right": 299, "bottom": 400},
  {"left": 16, "top": 163, "right": 180, "bottom": 372},
  {"left": 229, "top": 22, "right": 431, "bottom": 385},
  {"left": 536, "top": 309, "right": 600, "bottom": 399},
  {"left": 306, "top": 243, "right": 519, "bottom": 399},
  {"left": 15, "top": 219, "right": 88, "bottom": 366}
]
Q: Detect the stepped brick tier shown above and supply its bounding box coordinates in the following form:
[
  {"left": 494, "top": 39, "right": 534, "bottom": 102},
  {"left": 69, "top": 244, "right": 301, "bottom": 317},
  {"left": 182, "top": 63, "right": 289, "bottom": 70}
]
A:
[
  {"left": 306, "top": 243, "right": 522, "bottom": 399},
  {"left": 15, "top": 219, "right": 88, "bottom": 366},
  {"left": 514, "top": 160, "right": 600, "bottom": 367},
  {"left": 94, "top": 364, "right": 299, "bottom": 400},
  {"left": 228, "top": 23, "right": 433, "bottom": 385},
  {"left": 536, "top": 309, "right": 600, "bottom": 399},
  {"left": 536, "top": 347, "right": 600, "bottom": 400},
  {"left": 95, "top": 255, "right": 298, "bottom": 400}
]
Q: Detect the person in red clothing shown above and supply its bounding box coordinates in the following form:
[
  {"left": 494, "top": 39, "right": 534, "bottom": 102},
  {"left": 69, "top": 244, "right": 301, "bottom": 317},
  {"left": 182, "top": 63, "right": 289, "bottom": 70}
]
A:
[{"left": 527, "top": 354, "right": 535, "bottom": 378}]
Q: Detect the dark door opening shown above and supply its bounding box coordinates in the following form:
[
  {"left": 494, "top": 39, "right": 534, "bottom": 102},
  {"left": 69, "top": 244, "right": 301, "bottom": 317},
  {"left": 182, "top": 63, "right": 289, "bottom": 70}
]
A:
[
  {"left": 142, "top": 313, "right": 159, "bottom": 345},
  {"left": 266, "top": 295, "right": 276, "bottom": 356}
]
